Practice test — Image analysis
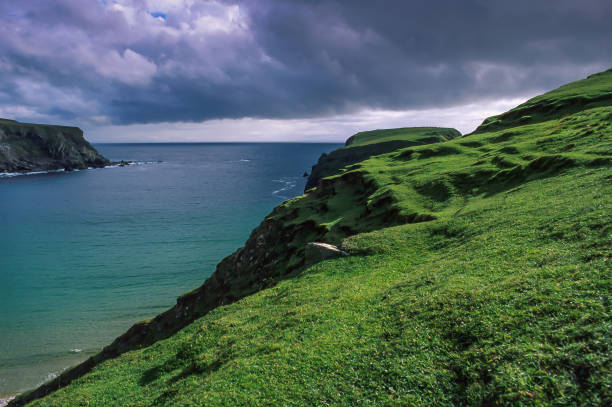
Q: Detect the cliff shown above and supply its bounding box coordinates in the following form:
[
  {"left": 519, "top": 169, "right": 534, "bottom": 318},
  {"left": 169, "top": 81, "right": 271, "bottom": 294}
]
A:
[
  {"left": 12, "top": 70, "right": 612, "bottom": 406},
  {"left": 0, "top": 119, "right": 109, "bottom": 173},
  {"left": 304, "top": 127, "right": 460, "bottom": 190}
]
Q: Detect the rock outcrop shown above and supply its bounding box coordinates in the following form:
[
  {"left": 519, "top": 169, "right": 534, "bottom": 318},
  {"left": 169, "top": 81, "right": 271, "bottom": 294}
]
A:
[
  {"left": 305, "top": 242, "right": 348, "bottom": 265},
  {"left": 0, "top": 118, "right": 109, "bottom": 173}
]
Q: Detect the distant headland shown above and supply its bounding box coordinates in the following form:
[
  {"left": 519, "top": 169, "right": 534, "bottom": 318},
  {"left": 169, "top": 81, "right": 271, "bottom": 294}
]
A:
[{"left": 0, "top": 118, "right": 109, "bottom": 174}]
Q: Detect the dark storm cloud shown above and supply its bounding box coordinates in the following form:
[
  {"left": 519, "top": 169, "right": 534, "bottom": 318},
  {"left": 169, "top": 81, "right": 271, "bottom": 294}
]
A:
[{"left": 0, "top": 0, "right": 611, "bottom": 126}]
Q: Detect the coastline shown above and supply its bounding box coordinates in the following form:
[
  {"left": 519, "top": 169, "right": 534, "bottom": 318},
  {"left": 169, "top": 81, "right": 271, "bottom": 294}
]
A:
[
  {"left": 0, "top": 397, "right": 15, "bottom": 407},
  {"left": 0, "top": 143, "right": 331, "bottom": 402},
  {"left": 0, "top": 161, "right": 139, "bottom": 178}
]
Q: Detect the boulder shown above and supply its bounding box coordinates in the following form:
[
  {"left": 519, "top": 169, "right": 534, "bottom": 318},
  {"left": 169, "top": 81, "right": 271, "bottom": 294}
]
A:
[{"left": 305, "top": 242, "right": 348, "bottom": 266}]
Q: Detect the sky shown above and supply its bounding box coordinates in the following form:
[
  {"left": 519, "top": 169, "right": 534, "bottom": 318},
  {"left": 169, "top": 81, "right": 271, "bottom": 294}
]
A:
[{"left": 1, "top": 0, "right": 611, "bottom": 142}]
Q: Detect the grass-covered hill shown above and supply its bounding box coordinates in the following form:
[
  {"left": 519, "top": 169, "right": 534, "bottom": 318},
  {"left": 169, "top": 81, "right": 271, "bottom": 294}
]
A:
[
  {"left": 13, "top": 70, "right": 612, "bottom": 406},
  {"left": 476, "top": 68, "right": 612, "bottom": 133},
  {"left": 0, "top": 119, "right": 109, "bottom": 172},
  {"left": 304, "top": 127, "right": 460, "bottom": 190}
]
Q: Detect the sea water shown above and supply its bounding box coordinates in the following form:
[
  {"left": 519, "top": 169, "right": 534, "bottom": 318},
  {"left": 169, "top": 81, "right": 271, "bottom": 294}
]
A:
[{"left": 0, "top": 142, "right": 339, "bottom": 396}]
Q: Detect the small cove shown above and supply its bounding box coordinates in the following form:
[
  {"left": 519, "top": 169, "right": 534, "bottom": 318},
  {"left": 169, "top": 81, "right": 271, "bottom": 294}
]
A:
[{"left": 0, "top": 142, "right": 339, "bottom": 396}]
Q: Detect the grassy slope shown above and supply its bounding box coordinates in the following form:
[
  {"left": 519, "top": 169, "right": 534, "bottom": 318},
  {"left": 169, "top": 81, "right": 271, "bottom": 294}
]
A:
[
  {"left": 25, "top": 72, "right": 611, "bottom": 406},
  {"left": 476, "top": 68, "right": 612, "bottom": 133},
  {"left": 305, "top": 127, "right": 460, "bottom": 190},
  {"left": 345, "top": 127, "right": 460, "bottom": 147}
]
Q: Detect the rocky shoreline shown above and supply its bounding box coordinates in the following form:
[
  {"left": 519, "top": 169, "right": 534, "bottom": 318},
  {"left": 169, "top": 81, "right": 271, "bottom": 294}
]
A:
[
  {"left": 0, "top": 397, "right": 15, "bottom": 407},
  {"left": 0, "top": 160, "right": 135, "bottom": 178}
]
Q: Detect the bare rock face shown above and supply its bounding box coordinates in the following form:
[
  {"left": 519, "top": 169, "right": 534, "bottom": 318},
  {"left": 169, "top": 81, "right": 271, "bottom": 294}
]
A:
[{"left": 305, "top": 242, "right": 348, "bottom": 265}]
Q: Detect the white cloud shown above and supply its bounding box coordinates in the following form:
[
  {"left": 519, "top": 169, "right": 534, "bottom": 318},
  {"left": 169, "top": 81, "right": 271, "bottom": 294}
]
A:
[
  {"left": 144, "top": 0, "right": 195, "bottom": 12},
  {"left": 109, "top": 2, "right": 139, "bottom": 26},
  {"left": 0, "top": 105, "right": 54, "bottom": 123},
  {"left": 95, "top": 49, "right": 158, "bottom": 85},
  {"left": 14, "top": 78, "right": 94, "bottom": 114}
]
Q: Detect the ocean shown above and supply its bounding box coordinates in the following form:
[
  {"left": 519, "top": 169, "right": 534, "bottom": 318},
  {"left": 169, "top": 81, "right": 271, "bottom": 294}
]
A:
[{"left": 0, "top": 142, "right": 340, "bottom": 397}]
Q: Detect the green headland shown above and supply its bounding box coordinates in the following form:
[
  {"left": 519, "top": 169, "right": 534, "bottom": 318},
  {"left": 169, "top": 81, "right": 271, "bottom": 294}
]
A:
[
  {"left": 305, "top": 126, "right": 460, "bottom": 190},
  {"left": 11, "top": 69, "right": 611, "bottom": 406},
  {"left": 0, "top": 119, "right": 108, "bottom": 173}
]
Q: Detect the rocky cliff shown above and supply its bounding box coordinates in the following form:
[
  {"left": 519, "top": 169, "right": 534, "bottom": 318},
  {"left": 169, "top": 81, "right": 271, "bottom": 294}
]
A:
[{"left": 0, "top": 119, "right": 109, "bottom": 173}]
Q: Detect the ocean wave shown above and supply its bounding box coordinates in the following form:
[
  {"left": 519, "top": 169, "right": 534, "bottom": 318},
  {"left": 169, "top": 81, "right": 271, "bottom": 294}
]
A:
[
  {"left": 41, "top": 372, "right": 58, "bottom": 383},
  {"left": 272, "top": 177, "right": 298, "bottom": 200},
  {"left": 0, "top": 169, "right": 65, "bottom": 178},
  {"left": 0, "top": 161, "right": 163, "bottom": 178},
  {"left": 35, "top": 360, "right": 77, "bottom": 387},
  {"left": 36, "top": 370, "right": 61, "bottom": 387},
  {"left": 137, "top": 160, "right": 163, "bottom": 165},
  {"left": 105, "top": 161, "right": 162, "bottom": 168}
]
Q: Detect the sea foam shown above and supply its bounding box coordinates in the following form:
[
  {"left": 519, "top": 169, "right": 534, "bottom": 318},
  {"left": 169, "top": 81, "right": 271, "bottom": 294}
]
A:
[
  {"left": 272, "top": 177, "right": 298, "bottom": 200},
  {"left": 0, "top": 169, "right": 65, "bottom": 178}
]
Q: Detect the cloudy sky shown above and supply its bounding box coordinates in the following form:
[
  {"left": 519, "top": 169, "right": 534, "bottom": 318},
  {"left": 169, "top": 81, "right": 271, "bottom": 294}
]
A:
[{"left": 1, "top": 0, "right": 611, "bottom": 142}]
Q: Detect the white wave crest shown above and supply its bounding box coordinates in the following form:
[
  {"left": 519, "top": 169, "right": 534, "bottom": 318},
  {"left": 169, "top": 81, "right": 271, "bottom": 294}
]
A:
[
  {"left": 0, "top": 169, "right": 65, "bottom": 178},
  {"left": 272, "top": 177, "right": 298, "bottom": 200}
]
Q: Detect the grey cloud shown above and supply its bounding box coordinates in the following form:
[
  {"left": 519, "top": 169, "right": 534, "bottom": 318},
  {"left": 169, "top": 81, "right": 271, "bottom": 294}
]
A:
[{"left": 0, "top": 0, "right": 611, "bottom": 127}]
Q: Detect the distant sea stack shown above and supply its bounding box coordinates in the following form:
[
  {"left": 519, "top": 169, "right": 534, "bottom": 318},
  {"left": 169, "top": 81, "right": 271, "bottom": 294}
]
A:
[{"left": 0, "top": 118, "right": 109, "bottom": 173}]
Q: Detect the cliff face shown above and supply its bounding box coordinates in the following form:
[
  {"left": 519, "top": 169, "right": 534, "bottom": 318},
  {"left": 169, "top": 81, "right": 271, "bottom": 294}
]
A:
[
  {"left": 305, "top": 127, "right": 460, "bottom": 191},
  {"left": 0, "top": 119, "right": 109, "bottom": 173}
]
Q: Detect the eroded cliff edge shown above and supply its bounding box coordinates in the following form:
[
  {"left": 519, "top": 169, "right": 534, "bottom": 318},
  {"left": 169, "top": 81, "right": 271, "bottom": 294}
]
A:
[{"left": 0, "top": 118, "right": 109, "bottom": 173}]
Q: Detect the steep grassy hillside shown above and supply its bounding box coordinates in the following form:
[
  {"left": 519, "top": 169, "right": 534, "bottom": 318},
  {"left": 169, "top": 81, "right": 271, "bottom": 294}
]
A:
[
  {"left": 476, "top": 68, "right": 612, "bottom": 133},
  {"left": 345, "top": 127, "right": 461, "bottom": 147},
  {"left": 13, "top": 71, "right": 611, "bottom": 406},
  {"left": 305, "top": 127, "right": 459, "bottom": 190},
  {"left": 0, "top": 119, "right": 109, "bottom": 172}
]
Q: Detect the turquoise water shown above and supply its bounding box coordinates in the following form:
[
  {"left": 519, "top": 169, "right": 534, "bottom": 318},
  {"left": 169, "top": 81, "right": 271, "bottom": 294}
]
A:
[{"left": 0, "top": 143, "right": 339, "bottom": 396}]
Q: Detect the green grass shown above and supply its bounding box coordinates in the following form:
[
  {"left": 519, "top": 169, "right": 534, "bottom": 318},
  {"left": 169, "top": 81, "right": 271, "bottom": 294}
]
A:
[
  {"left": 21, "top": 71, "right": 612, "bottom": 406},
  {"left": 345, "top": 127, "right": 460, "bottom": 147},
  {"left": 0, "top": 118, "right": 83, "bottom": 138},
  {"left": 476, "top": 69, "right": 612, "bottom": 133},
  {"left": 516, "top": 68, "right": 612, "bottom": 112},
  {"left": 305, "top": 127, "right": 460, "bottom": 190}
]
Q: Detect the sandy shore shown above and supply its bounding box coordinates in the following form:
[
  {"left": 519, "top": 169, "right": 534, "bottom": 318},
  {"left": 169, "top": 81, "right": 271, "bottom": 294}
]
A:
[{"left": 0, "top": 397, "right": 15, "bottom": 407}]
